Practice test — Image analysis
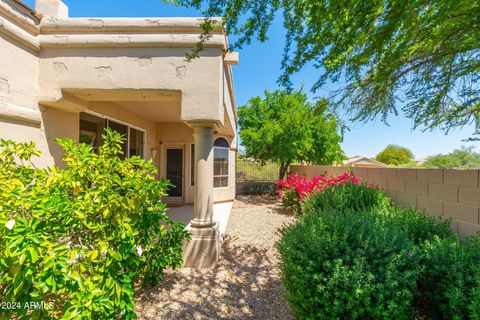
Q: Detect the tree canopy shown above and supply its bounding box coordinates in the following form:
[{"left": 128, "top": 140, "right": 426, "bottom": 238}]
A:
[
  {"left": 423, "top": 146, "right": 480, "bottom": 169},
  {"left": 170, "top": 0, "right": 480, "bottom": 138},
  {"left": 376, "top": 144, "right": 414, "bottom": 165},
  {"left": 238, "top": 90, "right": 345, "bottom": 179}
]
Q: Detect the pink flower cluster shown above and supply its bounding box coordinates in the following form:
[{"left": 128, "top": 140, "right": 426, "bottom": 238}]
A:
[{"left": 277, "top": 172, "right": 359, "bottom": 200}]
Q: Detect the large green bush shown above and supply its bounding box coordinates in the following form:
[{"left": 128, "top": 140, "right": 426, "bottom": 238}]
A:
[
  {"left": 0, "top": 129, "right": 190, "bottom": 319},
  {"left": 278, "top": 184, "right": 480, "bottom": 319},
  {"left": 379, "top": 206, "right": 452, "bottom": 245},
  {"left": 301, "top": 182, "right": 390, "bottom": 214},
  {"left": 418, "top": 235, "right": 480, "bottom": 319},
  {"left": 241, "top": 182, "right": 277, "bottom": 195},
  {"left": 277, "top": 209, "right": 420, "bottom": 319}
]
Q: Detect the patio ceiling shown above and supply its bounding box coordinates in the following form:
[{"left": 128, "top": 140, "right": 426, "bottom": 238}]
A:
[
  {"left": 41, "top": 88, "right": 183, "bottom": 122},
  {"left": 110, "top": 101, "right": 181, "bottom": 123},
  {"left": 72, "top": 89, "right": 182, "bottom": 123}
]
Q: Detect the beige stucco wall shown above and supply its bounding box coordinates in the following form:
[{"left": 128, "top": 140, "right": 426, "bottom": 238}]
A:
[
  {"left": 0, "top": 2, "right": 237, "bottom": 204},
  {"left": 0, "top": 36, "right": 38, "bottom": 109},
  {"left": 39, "top": 47, "right": 224, "bottom": 123},
  {"left": 0, "top": 12, "right": 45, "bottom": 167},
  {"left": 290, "top": 165, "right": 480, "bottom": 238}
]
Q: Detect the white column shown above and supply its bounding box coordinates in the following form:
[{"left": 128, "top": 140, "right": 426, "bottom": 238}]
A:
[
  {"left": 182, "top": 121, "right": 220, "bottom": 268},
  {"left": 191, "top": 123, "right": 215, "bottom": 228}
]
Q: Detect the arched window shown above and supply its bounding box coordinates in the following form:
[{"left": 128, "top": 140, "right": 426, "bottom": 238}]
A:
[
  {"left": 214, "top": 138, "right": 229, "bottom": 148},
  {"left": 213, "top": 138, "right": 229, "bottom": 188}
]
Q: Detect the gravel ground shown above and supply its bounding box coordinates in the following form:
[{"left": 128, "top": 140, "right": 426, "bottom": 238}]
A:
[{"left": 135, "top": 195, "right": 294, "bottom": 320}]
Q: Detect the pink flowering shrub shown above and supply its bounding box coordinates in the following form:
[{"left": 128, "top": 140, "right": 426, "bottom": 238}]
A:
[{"left": 277, "top": 173, "right": 359, "bottom": 214}]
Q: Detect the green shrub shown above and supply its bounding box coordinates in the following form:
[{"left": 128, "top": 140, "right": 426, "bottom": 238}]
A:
[
  {"left": 379, "top": 206, "right": 452, "bottom": 245},
  {"left": 279, "top": 187, "right": 300, "bottom": 213},
  {"left": 303, "top": 184, "right": 451, "bottom": 243},
  {"left": 301, "top": 183, "right": 390, "bottom": 214},
  {"left": 241, "top": 182, "right": 276, "bottom": 195},
  {"left": 279, "top": 184, "right": 480, "bottom": 319},
  {"left": 417, "top": 235, "right": 480, "bottom": 319},
  {"left": 277, "top": 209, "right": 420, "bottom": 319},
  {"left": 0, "top": 129, "right": 190, "bottom": 319},
  {"left": 277, "top": 173, "right": 361, "bottom": 215}
]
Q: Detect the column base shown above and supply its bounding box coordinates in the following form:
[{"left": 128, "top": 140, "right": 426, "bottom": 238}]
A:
[{"left": 182, "top": 222, "right": 220, "bottom": 268}]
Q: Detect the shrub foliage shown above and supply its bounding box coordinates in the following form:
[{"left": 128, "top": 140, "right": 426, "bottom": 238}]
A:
[
  {"left": 0, "top": 129, "right": 190, "bottom": 319},
  {"left": 278, "top": 209, "right": 420, "bottom": 319},
  {"left": 277, "top": 182, "right": 480, "bottom": 319},
  {"left": 418, "top": 235, "right": 480, "bottom": 318},
  {"left": 277, "top": 173, "right": 359, "bottom": 214},
  {"left": 301, "top": 182, "right": 389, "bottom": 213}
]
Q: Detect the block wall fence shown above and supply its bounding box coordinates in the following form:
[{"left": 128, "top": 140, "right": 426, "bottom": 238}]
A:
[{"left": 289, "top": 165, "right": 480, "bottom": 237}]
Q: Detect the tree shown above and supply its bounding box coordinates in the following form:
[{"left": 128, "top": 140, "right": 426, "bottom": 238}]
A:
[
  {"left": 424, "top": 146, "right": 480, "bottom": 169},
  {"left": 238, "top": 89, "right": 345, "bottom": 179},
  {"left": 376, "top": 144, "right": 414, "bottom": 165},
  {"left": 171, "top": 0, "right": 480, "bottom": 138}
]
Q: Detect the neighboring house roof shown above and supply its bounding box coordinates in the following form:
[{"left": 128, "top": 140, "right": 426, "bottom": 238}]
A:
[
  {"left": 343, "top": 156, "right": 388, "bottom": 167},
  {"left": 414, "top": 158, "right": 427, "bottom": 165}
]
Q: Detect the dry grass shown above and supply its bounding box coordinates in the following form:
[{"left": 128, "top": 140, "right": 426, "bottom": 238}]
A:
[{"left": 135, "top": 195, "right": 294, "bottom": 319}]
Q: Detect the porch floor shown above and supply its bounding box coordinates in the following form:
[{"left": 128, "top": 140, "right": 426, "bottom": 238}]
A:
[{"left": 167, "top": 201, "right": 233, "bottom": 239}]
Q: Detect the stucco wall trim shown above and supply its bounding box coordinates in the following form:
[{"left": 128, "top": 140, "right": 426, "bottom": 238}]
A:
[
  {"left": 39, "top": 33, "right": 226, "bottom": 49},
  {"left": 0, "top": 15, "right": 40, "bottom": 50},
  {"left": 0, "top": 101, "right": 41, "bottom": 124},
  {"left": 0, "top": 0, "right": 40, "bottom": 34},
  {"left": 40, "top": 17, "right": 224, "bottom": 34}
]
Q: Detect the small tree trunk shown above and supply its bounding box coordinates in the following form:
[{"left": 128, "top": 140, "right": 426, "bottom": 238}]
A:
[
  {"left": 278, "top": 161, "right": 291, "bottom": 180},
  {"left": 278, "top": 164, "right": 285, "bottom": 181}
]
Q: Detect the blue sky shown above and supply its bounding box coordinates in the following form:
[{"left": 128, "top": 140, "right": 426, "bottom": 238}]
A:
[{"left": 24, "top": 0, "right": 480, "bottom": 158}]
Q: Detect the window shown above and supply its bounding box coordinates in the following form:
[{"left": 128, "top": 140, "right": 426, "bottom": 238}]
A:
[
  {"left": 213, "top": 138, "right": 229, "bottom": 188},
  {"left": 79, "top": 112, "right": 145, "bottom": 159},
  {"left": 79, "top": 113, "right": 105, "bottom": 153},
  {"left": 129, "top": 128, "right": 144, "bottom": 158},
  {"left": 107, "top": 120, "right": 128, "bottom": 160},
  {"left": 190, "top": 138, "right": 230, "bottom": 188}
]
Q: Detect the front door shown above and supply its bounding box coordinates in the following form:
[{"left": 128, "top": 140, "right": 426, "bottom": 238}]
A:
[{"left": 166, "top": 148, "right": 184, "bottom": 199}]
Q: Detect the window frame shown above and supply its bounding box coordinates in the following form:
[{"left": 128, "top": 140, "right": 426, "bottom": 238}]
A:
[
  {"left": 190, "top": 144, "right": 195, "bottom": 187},
  {"left": 80, "top": 111, "right": 146, "bottom": 159},
  {"left": 213, "top": 138, "right": 230, "bottom": 189}
]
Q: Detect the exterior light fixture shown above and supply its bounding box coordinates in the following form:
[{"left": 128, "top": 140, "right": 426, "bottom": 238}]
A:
[{"left": 151, "top": 147, "right": 158, "bottom": 159}]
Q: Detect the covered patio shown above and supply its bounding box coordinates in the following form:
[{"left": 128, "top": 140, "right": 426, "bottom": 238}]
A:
[{"left": 0, "top": 0, "right": 238, "bottom": 268}]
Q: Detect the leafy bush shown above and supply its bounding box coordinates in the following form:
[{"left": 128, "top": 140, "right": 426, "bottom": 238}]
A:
[
  {"left": 0, "top": 129, "right": 190, "bottom": 319},
  {"left": 241, "top": 182, "right": 277, "bottom": 195},
  {"left": 302, "top": 183, "right": 451, "bottom": 242},
  {"left": 277, "top": 173, "right": 359, "bottom": 214},
  {"left": 301, "top": 182, "right": 390, "bottom": 214},
  {"left": 303, "top": 183, "right": 451, "bottom": 243},
  {"left": 278, "top": 183, "right": 480, "bottom": 319},
  {"left": 277, "top": 209, "right": 420, "bottom": 319},
  {"left": 380, "top": 206, "right": 452, "bottom": 245},
  {"left": 418, "top": 235, "right": 480, "bottom": 319}
]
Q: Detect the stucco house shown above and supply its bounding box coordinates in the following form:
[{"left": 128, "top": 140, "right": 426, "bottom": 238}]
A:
[{"left": 0, "top": 0, "right": 238, "bottom": 267}]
